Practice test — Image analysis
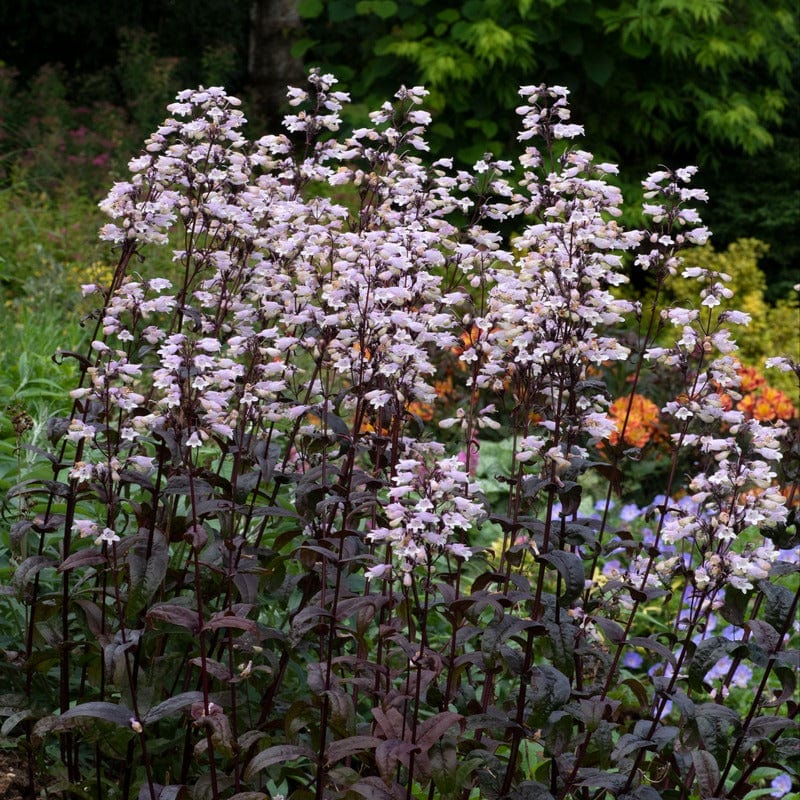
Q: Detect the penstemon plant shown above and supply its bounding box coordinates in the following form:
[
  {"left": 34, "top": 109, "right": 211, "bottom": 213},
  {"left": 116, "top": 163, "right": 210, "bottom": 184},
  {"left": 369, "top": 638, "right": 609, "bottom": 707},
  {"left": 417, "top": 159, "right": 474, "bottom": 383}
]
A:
[{"left": 2, "top": 71, "right": 798, "bottom": 800}]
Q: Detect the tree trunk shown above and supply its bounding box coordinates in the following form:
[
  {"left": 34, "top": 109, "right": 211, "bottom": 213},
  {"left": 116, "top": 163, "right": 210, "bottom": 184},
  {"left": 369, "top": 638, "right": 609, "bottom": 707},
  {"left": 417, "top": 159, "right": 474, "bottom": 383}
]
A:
[{"left": 248, "top": 0, "right": 306, "bottom": 129}]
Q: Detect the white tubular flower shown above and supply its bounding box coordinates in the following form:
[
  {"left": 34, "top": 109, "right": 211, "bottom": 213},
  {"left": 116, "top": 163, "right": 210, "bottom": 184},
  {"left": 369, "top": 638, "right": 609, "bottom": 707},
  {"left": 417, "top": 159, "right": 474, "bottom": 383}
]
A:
[{"left": 366, "top": 442, "right": 484, "bottom": 581}]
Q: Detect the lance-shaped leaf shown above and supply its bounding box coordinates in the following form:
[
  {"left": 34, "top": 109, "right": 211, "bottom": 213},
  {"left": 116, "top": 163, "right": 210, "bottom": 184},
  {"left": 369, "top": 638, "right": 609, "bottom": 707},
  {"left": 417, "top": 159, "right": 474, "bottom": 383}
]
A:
[
  {"left": 627, "top": 636, "right": 676, "bottom": 667},
  {"left": 12, "top": 555, "right": 57, "bottom": 590},
  {"left": 575, "top": 768, "right": 628, "bottom": 792},
  {"left": 203, "top": 610, "right": 258, "bottom": 634},
  {"left": 768, "top": 655, "right": 797, "bottom": 706},
  {"left": 1, "top": 708, "right": 35, "bottom": 737},
  {"left": 611, "top": 732, "right": 655, "bottom": 762},
  {"left": 36, "top": 701, "right": 137, "bottom": 736},
  {"left": 545, "top": 619, "right": 576, "bottom": 678},
  {"left": 324, "top": 735, "right": 382, "bottom": 765},
  {"left": 127, "top": 530, "right": 169, "bottom": 618},
  {"left": 146, "top": 603, "right": 202, "bottom": 633},
  {"left": 592, "top": 615, "right": 626, "bottom": 644},
  {"left": 227, "top": 794, "right": 267, "bottom": 800},
  {"left": 163, "top": 474, "right": 213, "bottom": 497},
  {"left": 350, "top": 777, "right": 405, "bottom": 800},
  {"left": 243, "top": 744, "right": 316, "bottom": 780},
  {"left": 742, "top": 716, "right": 798, "bottom": 749},
  {"left": 137, "top": 784, "right": 188, "bottom": 800},
  {"left": 143, "top": 691, "right": 206, "bottom": 724},
  {"left": 59, "top": 549, "right": 107, "bottom": 572},
  {"left": 691, "top": 749, "right": 720, "bottom": 799},
  {"left": 536, "top": 550, "right": 585, "bottom": 604},
  {"left": 375, "top": 739, "right": 419, "bottom": 779},
  {"left": 415, "top": 711, "right": 465, "bottom": 751}
]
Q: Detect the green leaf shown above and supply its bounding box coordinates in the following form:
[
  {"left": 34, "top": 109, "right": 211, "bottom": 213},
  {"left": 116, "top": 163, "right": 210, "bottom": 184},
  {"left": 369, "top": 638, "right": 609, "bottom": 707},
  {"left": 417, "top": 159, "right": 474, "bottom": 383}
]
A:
[
  {"left": 561, "top": 31, "right": 583, "bottom": 56},
  {"left": 329, "top": 0, "right": 358, "bottom": 22},
  {"left": 465, "top": 118, "right": 498, "bottom": 138},
  {"left": 297, "top": 0, "right": 324, "bottom": 18},
  {"left": 437, "top": 9, "right": 460, "bottom": 24},
  {"left": 291, "top": 38, "right": 318, "bottom": 59},
  {"left": 583, "top": 49, "right": 615, "bottom": 86},
  {"left": 431, "top": 121, "right": 455, "bottom": 139},
  {"left": 355, "top": 0, "right": 398, "bottom": 19},
  {"left": 454, "top": 19, "right": 517, "bottom": 65},
  {"left": 618, "top": 37, "right": 652, "bottom": 59}
]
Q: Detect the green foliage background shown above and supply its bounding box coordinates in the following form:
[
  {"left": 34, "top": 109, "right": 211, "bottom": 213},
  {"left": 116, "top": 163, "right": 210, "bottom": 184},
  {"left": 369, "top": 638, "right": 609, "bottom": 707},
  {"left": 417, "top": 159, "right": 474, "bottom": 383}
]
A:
[
  {"left": 0, "top": 0, "right": 797, "bottom": 291},
  {"left": 296, "top": 0, "right": 799, "bottom": 296}
]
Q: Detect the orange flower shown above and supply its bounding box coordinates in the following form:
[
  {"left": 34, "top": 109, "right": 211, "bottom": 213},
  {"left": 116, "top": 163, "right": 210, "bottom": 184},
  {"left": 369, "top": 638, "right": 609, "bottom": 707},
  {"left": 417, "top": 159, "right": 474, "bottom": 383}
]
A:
[
  {"left": 737, "top": 364, "right": 766, "bottom": 394},
  {"left": 406, "top": 401, "right": 435, "bottom": 422},
  {"left": 433, "top": 376, "right": 454, "bottom": 400},
  {"left": 451, "top": 325, "right": 483, "bottom": 357},
  {"left": 717, "top": 392, "right": 734, "bottom": 412},
  {"left": 608, "top": 393, "right": 661, "bottom": 448},
  {"left": 713, "top": 362, "right": 798, "bottom": 423},
  {"left": 760, "top": 386, "right": 796, "bottom": 421},
  {"left": 737, "top": 380, "right": 797, "bottom": 422}
]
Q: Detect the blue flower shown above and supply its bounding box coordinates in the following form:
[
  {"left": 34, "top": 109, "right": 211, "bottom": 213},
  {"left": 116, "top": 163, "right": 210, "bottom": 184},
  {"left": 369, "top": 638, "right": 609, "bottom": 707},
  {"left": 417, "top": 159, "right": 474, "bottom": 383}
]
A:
[
  {"left": 769, "top": 774, "right": 793, "bottom": 798},
  {"left": 623, "top": 651, "right": 643, "bottom": 669}
]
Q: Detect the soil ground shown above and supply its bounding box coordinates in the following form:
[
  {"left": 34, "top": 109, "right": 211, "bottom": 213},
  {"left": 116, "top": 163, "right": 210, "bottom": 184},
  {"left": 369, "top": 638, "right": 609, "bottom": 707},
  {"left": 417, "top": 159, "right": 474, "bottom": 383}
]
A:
[{"left": 0, "top": 748, "right": 36, "bottom": 799}]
